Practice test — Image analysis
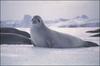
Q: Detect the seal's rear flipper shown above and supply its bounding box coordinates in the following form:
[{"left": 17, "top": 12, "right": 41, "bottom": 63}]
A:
[{"left": 84, "top": 41, "right": 98, "bottom": 47}]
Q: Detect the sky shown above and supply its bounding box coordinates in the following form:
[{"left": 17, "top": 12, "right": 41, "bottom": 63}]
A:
[{"left": 1, "top": 1, "right": 99, "bottom": 21}]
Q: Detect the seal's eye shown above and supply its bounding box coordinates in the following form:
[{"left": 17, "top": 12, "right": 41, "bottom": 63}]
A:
[
  {"left": 37, "top": 19, "right": 40, "bottom": 23},
  {"left": 32, "top": 19, "right": 37, "bottom": 24}
]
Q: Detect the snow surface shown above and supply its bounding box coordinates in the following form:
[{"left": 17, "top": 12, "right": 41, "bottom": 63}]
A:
[
  {"left": 1, "top": 28, "right": 100, "bottom": 65},
  {"left": 1, "top": 45, "right": 99, "bottom": 65}
]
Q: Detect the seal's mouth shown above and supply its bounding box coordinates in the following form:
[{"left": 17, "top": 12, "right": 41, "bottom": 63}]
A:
[{"left": 32, "top": 16, "right": 41, "bottom": 24}]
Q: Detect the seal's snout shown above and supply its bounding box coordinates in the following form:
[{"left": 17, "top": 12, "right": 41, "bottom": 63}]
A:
[{"left": 32, "top": 15, "right": 41, "bottom": 24}]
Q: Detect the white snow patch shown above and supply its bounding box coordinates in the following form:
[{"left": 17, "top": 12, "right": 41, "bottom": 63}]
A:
[{"left": 1, "top": 45, "right": 99, "bottom": 65}]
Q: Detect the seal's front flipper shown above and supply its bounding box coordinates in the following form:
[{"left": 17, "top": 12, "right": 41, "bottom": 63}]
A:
[{"left": 84, "top": 41, "right": 98, "bottom": 47}]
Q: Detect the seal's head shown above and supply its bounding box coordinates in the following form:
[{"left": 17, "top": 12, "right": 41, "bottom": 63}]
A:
[
  {"left": 31, "top": 15, "right": 46, "bottom": 28},
  {"left": 32, "top": 15, "right": 43, "bottom": 24}
]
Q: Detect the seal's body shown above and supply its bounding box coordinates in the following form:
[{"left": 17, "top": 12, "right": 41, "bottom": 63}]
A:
[
  {"left": 0, "top": 33, "right": 32, "bottom": 44},
  {"left": 0, "top": 28, "right": 30, "bottom": 38},
  {"left": 31, "top": 16, "right": 98, "bottom": 48}
]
